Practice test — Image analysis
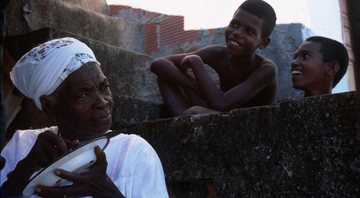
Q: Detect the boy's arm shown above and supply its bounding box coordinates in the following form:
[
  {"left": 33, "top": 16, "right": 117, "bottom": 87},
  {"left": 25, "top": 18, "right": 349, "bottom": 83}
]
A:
[
  {"left": 149, "top": 45, "right": 223, "bottom": 89},
  {"left": 150, "top": 55, "right": 196, "bottom": 90},
  {"left": 183, "top": 56, "right": 277, "bottom": 111}
]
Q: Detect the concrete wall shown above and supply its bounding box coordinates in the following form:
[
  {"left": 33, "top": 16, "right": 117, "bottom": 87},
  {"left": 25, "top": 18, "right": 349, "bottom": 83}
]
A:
[
  {"left": 339, "top": 0, "right": 356, "bottom": 91},
  {"left": 6, "top": 0, "right": 140, "bottom": 50},
  {"left": 61, "top": 0, "right": 109, "bottom": 14},
  {"left": 123, "top": 91, "right": 359, "bottom": 197}
]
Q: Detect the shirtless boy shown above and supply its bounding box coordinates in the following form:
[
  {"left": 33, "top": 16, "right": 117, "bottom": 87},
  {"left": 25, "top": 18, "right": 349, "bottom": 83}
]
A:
[
  {"left": 291, "top": 36, "right": 349, "bottom": 97},
  {"left": 150, "top": 0, "right": 278, "bottom": 116}
]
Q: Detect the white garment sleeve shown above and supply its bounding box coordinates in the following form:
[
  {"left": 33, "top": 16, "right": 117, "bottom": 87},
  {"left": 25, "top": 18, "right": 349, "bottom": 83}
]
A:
[
  {"left": 1, "top": 127, "right": 57, "bottom": 198},
  {"left": 1, "top": 130, "right": 40, "bottom": 187},
  {"left": 106, "top": 134, "right": 169, "bottom": 198},
  {"left": 130, "top": 138, "right": 168, "bottom": 198},
  {"left": 1, "top": 131, "right": 168, "bottom": 198}
]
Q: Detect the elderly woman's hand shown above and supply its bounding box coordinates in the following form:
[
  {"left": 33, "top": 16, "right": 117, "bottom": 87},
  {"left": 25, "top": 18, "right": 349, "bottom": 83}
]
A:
[
  {"left": 2, "top": 131, "right": 79, "bottom": 196},
  {"left": 26, "top": 131, "right": 68, "bottom": 169},
  {"left": 23, "top": 131, "right": 79, "bottom": 172},
  {"left": 35, "top": 146, "right": 125, "bottom": 198}
]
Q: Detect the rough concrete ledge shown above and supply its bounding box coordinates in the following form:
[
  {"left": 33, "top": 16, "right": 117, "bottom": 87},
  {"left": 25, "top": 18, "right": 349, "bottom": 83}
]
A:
[
  {"left": 123, "top": 92, "right": 359, "bottom": 197},
  {"left": 112, "top": 95, "right": 166, "bottom": 129}
]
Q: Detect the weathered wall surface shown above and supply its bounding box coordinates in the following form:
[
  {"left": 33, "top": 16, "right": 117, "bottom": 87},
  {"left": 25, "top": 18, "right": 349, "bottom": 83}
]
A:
[
  {"left": 6, "top": 0, "right": 141, "bottom": 50},
  {"left": 347, "top": 0, "right": 360, "bottom": 111},
  {"left": 61, "top": 0, "right": 109, "bottom": 14},
  {"left": 123, "top": 92, "right": 359, "bottom": 197}
]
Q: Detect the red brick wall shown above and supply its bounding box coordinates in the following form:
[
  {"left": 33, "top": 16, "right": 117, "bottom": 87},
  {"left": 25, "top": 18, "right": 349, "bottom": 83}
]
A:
[
  {"left": 109, "top": 5, "right": 161, "bottom": 19},
  {"left": 110, "top": 5, "right": 202, "bottom": 55},
  {"left": 159, "top": 16, "right": 200, "bottom": 47},
  {"left": 144, "top": 23, "right": 159, "bottom": 54},
  {"left": 143, "top": 15, "right": 201, "bottom": 54}
]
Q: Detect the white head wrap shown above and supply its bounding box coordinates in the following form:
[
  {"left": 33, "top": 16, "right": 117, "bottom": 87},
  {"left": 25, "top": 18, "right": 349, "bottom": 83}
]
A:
[{"left": 10, "top": 37, "right": 100, "bottom": 110}]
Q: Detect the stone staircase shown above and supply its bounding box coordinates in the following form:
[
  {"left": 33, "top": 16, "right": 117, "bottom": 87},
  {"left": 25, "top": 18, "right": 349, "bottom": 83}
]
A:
[{"left": 3, "top": 0, "right": 360, "bottom": 197}]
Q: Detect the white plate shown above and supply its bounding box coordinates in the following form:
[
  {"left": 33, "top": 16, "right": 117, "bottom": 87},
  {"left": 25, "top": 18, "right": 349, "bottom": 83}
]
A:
[{"left": 23, "top": 136, "right": 110, "bottom": 196}]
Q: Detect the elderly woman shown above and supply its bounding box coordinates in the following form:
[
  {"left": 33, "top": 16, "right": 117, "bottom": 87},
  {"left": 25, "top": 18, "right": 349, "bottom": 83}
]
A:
[{"left": 0, "top": 38, "right": 168, "bottom": 198}]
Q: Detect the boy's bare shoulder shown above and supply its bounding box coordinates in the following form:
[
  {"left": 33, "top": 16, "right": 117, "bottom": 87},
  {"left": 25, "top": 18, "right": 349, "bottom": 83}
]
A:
[
  {"left": 250, "top": 54, "right": 278, "bottom": 82},
  {"left": 198, "top": 45, "right": 227, "bottom": 54},
  {"left": 256, "top": 54, "right": 277, "bottom": 69},
  {"left": 196, "top": 45, "right": 227, "bottom": 62},
  {"left": 201, "top": 44, "right": 226, "bottom": 50}
]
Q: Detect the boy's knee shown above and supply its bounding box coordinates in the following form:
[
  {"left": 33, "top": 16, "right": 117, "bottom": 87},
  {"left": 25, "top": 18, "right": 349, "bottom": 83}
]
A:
[
  {"left": 182, "top": 106, "right": 217, "bottom": 116},
  {"left": 182, "top": 106, "right": 201, "bottom": 115}
]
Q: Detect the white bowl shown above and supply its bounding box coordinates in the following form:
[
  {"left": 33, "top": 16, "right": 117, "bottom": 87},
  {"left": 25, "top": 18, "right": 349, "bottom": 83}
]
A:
[{"left": 23, "top": 136, "right": 109, "bottom": 196}]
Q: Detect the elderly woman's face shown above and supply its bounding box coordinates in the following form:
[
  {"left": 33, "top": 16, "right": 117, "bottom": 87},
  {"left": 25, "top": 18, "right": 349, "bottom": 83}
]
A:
[{"left": 52, "top": 62, "right": 113, "bottom": 140}]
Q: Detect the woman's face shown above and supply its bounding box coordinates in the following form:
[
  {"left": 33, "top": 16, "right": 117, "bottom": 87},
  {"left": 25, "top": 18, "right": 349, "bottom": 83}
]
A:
[{"left": 52, "top": 62, "right": 113, "bottom": 140}]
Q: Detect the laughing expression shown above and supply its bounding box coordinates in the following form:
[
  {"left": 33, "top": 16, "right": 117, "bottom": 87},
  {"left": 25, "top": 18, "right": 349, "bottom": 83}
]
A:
[
  {"left": 225, "top": 9, "right": 264, "bottom": 56},
  {"left": 291, "top": 41, "right": 329, "bottom": 92}
]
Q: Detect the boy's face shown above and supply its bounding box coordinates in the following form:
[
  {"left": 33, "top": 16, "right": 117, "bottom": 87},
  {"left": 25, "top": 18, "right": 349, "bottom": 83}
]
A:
[
  {"left": 291, "top": 41, "right": 330, "bottom": 91},
  {"left": 225, "top": 9, "right": 266, "bottom": 56}
]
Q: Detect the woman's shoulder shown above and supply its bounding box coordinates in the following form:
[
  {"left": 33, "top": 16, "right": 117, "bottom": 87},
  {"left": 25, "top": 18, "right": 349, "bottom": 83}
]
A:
[
  {"left": 107, "top": 132, "right": 157, "bottom": 157},
  {"left": 110, "top": 133, "right": 149, "bottom": 147}
]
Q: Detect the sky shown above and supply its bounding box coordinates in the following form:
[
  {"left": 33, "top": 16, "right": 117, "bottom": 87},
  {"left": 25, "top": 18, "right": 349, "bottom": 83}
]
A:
[
  {"left": 106, "top": 0, "right": 350, "bottom": 93},
  {"left": 106, "top": 0, "right": 312, "bottom": 30}
]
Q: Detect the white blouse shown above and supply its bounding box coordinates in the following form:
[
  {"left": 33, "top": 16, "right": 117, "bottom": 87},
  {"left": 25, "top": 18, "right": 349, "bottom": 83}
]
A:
[{"left": 1, "top": 127, "right": 169, "bottom": 198}]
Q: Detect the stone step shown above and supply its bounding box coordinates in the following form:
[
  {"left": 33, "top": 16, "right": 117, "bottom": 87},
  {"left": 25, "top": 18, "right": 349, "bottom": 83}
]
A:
[{"left": 6, "top": 0, "right": 142, "bottom": 50}]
